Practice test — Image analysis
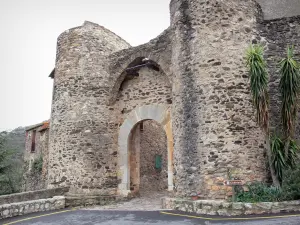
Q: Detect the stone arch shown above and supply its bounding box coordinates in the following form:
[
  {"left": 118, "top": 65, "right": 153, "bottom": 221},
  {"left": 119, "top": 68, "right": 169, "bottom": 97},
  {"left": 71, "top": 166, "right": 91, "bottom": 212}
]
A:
[
  {"left": 108, "top": 51, "right": 172, "bottom": 105},
  {"left": 117, "top": 104, "right": 174, "bottom": 196}
]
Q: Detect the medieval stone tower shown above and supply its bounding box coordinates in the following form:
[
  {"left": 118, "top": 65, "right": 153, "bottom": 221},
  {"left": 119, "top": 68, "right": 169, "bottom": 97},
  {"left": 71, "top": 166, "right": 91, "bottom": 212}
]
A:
[{"left": 47, "top": 0, "right": 300, "bottom": 200}]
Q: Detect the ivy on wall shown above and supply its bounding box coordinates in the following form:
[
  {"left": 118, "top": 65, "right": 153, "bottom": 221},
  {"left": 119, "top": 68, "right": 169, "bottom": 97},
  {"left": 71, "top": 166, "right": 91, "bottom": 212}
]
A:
[{"left": 32, "top": 156, "right": 43, "bottom": 172}]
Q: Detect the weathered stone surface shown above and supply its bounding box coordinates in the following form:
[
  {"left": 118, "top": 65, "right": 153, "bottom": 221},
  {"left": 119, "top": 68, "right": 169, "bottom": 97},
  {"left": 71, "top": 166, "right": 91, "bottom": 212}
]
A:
[
  {"left": 41, "top": 0, "right": 300, "bottom": 201},
  {"left": 256, "top": 0, "right": 300, "bottom": 20},
  {"left": 169, "top": 0, "right": 267, "bottom": 199},
  {"left": 47, "top": 21, "right": 131, "bottom": 195},
  {"left": 0, "top": 196, "right": 65, "bottom": 219},
  {"left": 65, "top": 194, "right": 116, "bottom": 207},
  {"left": 162, "top": 198, "right": 300, "bottom": 216},
  {"left": 0, "top": 187, "right": 68, "bottom": 205},
  {"left": 23, "top": 122, "right": 50, "bottom": 191},
  {"left": 258, "top": 15, "right": 300, "bottom": 138}
]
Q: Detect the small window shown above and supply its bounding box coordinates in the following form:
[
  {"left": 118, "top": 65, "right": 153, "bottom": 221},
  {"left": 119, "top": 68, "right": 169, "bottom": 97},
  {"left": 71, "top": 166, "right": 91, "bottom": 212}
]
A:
[{"left": 31, "top": 130, "right": 36, "bottom": 153}]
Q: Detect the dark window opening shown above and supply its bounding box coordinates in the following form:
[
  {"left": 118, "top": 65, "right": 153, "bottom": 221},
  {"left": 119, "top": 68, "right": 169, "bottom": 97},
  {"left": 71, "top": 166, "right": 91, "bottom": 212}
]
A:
[{"left": 31, "top": 130, "right": 36, "bottom": 153}]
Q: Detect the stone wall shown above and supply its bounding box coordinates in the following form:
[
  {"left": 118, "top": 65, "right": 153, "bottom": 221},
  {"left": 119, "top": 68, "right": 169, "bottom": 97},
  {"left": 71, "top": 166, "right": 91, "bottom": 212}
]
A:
[
  {"left": 111, "top": 63, "right": 172, "bottom": 195},
  {"left": 111, "top": 65, "right": 172, "bottom": 159},
  {"left": 23, "top": 122, "right": 50, "bottom": 191},
  {"left": 108, "top": 34, "right": 173, "bottom": 195},
  {"left": 140, "top": 120, "right": 168, "bottom": 193},
  {"left": 0, "top": 187, "right": 69, "bottom": 205},
  {"left": 114, "top": 67, "right": 172, "bottom": 117},
  {"left": 258, "top": 16, "right": 300, "bottom": 138},
  {"left": 48, "top": 18, "right": 173, "bottom": 196},
  {"left": 65, "top": 194, "right": 116, "bottom": 207},
  {"left": 162, "top": 198, "right": 300, "bottom": 216},
  {"left": 256, "top": 0, "right": 300, "bottom": 20},
  {"left": 108, "top": 27, "right": 173, "bottom": 103},
  {"left": 47, "top": 21, "right": 131, "bottom": 195},
  {"left": 46, "top": 0, "right": 300, "bottom": 201},
  {"left": 0, "top": 196, "right": 65, "bottom": 220},
  {"left": 170, "top": 0, "right": 267, "bottom": 199}
]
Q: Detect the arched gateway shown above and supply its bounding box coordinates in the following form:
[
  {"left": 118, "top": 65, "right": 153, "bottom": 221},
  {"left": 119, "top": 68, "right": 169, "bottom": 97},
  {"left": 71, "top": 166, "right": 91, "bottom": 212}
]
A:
[{"left": 117, "top": 105, "right": 174, "bottom": 196}]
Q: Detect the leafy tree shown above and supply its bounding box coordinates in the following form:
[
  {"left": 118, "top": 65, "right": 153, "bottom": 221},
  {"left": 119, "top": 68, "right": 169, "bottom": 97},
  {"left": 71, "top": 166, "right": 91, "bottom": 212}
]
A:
[
  {"left": 246, "top": 45, "right": 280, "bottom": 187},
  {"left": 0, "top": 134, "right": 23, "bottom": 195},
  {"left": 0, "top": 135, "right": 12, "bottom": 175}
]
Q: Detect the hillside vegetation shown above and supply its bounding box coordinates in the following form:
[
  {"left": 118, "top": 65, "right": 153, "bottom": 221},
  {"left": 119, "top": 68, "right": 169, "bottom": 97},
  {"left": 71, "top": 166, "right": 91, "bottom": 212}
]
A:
[{"left": 0, "top": 127, "right": 25, "bottom": 195}]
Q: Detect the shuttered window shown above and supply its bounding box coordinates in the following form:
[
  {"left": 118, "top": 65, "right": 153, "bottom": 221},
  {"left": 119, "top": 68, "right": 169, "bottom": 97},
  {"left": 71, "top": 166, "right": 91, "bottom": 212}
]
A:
[{"left": 155, "top": 155, "right": 162, "bottom": 169}]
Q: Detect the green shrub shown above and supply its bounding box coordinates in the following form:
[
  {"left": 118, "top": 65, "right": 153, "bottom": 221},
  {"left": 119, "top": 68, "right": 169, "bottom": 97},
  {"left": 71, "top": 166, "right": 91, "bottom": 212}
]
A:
[
  {"left": 236, "top": 171, "right": 300, "bottom": 202},
  {"left": 32, "top": 156, "right": 43, "bottom": 172},
  {"left": 236, "top": 182, "right": 282, "bottom": 203},
  {"left": 281, "top": 164, "right": 300, "bottom": 201}
]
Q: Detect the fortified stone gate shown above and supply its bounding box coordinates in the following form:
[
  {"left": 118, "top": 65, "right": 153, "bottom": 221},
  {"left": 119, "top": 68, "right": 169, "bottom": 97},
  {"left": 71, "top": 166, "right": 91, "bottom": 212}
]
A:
[
  {"left": 43, "top": 0, "right": 300, "bottom": 200},
  {"left": 118, "top": 105, "right": 173, "bottom": 196}
]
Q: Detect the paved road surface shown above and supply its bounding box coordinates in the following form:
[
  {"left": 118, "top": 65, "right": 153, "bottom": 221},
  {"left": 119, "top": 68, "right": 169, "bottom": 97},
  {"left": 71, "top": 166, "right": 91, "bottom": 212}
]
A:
[{"left": 1, "top": 209, "right": 300, "bottom": 225}]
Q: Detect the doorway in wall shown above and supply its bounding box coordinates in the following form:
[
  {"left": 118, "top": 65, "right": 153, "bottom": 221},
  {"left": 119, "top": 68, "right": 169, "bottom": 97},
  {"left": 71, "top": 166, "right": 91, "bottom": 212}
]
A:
[
  {"left": 129, "top": 120, "right": 168, "bottom": 196},
  {"left": 118, "top": 105, "right": 174, "bottom": 199}
]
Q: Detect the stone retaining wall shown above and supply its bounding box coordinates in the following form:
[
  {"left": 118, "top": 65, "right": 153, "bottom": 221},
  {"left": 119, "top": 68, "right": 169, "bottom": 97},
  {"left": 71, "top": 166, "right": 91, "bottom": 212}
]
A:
[
  {"left": 162, "top": 198, "right": 300, "bottom": 216},
  {"left": 65, "top": 194, "right": 117, "bottom": 207},
  {"left": 0, "top": 196, "right": 65, "bottom": 219},
  {"left": 0, "top": 187, "right": 69, "bottom": 205}
]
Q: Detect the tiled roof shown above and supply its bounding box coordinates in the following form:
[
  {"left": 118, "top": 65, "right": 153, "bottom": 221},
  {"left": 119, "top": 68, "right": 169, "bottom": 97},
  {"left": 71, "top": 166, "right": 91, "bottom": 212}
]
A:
[
  {"left": 38, "top": 121, "right": 50, "bottom": 132},
  {"left": 26, "top": 120, "right": 50, "bottom": 131}
]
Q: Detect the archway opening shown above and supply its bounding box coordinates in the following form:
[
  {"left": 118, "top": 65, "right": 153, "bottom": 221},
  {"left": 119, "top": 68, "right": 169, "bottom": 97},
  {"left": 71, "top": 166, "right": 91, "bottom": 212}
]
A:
[
  {"left": 108, "top": 56, "right": 172, "bottom": 106},
  {"left": 129, "top": 120, "right": 168, "bottom": 196}
]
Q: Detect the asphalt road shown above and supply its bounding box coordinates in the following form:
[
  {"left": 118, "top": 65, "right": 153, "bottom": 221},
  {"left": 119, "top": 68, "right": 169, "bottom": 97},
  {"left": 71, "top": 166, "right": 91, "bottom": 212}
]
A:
[{"left": 1, "top": 209, "right": 300, "bottom": 225}]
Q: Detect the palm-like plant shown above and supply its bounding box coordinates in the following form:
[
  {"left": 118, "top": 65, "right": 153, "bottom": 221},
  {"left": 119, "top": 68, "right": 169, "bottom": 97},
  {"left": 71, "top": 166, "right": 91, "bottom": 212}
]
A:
[
  {"left": 279, "top": 47, "right": 300, "bottom": 158},
  {"left": 271, "top": 136, "right": 285, "bottom": 182},
  {"left": 271, "top": 135, "right": 299, "bottom": 183},
  {"left": 247, "top": 45, "right": 269, "bottom": 130},
  {"left": 246, "top": 45, "right": 280, "bottom": 187}
]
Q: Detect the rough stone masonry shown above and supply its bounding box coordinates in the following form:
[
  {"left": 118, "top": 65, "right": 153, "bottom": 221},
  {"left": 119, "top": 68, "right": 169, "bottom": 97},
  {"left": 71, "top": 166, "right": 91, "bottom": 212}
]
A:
[{"left": 38, "top": 0, "right": 300, "bottom": 200}]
